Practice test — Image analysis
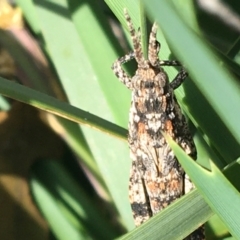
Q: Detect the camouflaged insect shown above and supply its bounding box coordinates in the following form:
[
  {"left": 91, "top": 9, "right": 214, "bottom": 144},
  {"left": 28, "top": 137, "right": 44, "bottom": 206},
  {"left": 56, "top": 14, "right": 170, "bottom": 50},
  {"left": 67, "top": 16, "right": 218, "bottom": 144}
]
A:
[{"left": 112, "top": 9, "right": 205, "bottom": 239}]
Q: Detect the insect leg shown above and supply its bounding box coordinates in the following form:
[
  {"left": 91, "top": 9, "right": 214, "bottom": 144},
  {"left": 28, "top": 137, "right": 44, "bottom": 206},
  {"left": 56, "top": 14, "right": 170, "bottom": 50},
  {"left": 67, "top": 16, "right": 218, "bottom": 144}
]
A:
[
  {"left": 158, "top": 60, "right": 188, "bottom": 89},
  {"left": 111, "top": 51, "right": 135, "bottom": 89},
  {"left": 170, "top": 68, "right": 188, "bottom": 89},
  {"left": 159, "top": 60, "right": 182, "bottom": 66}
]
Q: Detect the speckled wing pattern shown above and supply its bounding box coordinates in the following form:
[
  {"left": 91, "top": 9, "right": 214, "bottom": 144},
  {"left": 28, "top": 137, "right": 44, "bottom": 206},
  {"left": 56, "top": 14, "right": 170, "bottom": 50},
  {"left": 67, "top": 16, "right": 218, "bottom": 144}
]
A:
[{"left": 112, "top": 9, "right": 205, "bottom": 239}]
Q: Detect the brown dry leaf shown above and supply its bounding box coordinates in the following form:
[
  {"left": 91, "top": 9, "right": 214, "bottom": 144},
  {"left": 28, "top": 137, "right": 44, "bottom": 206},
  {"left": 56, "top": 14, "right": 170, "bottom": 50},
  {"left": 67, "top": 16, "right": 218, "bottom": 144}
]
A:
[
  {"left": 0, "top": 47, "right": 16, "bottom": 78},
  {"left": 0, "top": 102, "right": 65, "bottom": 240},
  {"left": 0, "top": 0, "right": 23, "bottom": 30}
]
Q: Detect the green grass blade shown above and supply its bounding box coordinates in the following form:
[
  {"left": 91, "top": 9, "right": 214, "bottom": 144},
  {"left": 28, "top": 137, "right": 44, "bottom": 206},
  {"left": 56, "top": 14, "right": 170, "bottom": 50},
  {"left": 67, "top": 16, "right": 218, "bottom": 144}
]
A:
[
  {"left": 33, "top": 0, "right": 133, "bottom": 228},
  {"left": 106, "top": 0, "right": 139, "bottom": 29},
  {"left": 168, "top": 137, "right": 240, "bottom": 239},
  {"left": 119, "top": 190, "right": 211, "bottom": 240},
  {"left": 224, "top": 158, "right": 240, "bottom": 191},
  {"left": 206, "top": 214, "right": 230, "bottom": 239},
  {"left": 31, "top": 160, "right": 118, "bottom": 240},
  {"left": 139, "top": 1, "right": 147, "bottom": 58},
  {"left": 31, "top": 177, "right": 87, "bottom": 240},
  {"left": 0, "top": 76, "right": 127, "bottom": 140}
]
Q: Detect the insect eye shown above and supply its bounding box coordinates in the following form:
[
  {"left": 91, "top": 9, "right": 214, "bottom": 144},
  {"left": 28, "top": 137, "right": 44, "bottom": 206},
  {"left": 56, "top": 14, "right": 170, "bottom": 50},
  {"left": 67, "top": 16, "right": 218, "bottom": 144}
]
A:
[{"left": 155, "top": 73, "right": 166, "bottom": 87}]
